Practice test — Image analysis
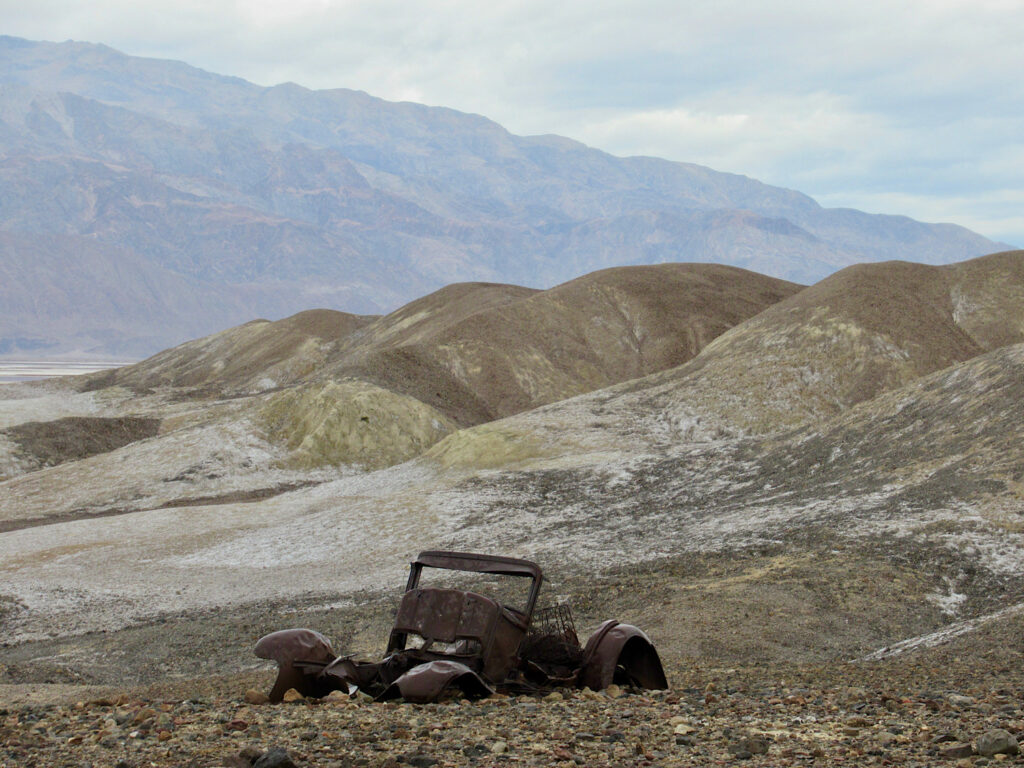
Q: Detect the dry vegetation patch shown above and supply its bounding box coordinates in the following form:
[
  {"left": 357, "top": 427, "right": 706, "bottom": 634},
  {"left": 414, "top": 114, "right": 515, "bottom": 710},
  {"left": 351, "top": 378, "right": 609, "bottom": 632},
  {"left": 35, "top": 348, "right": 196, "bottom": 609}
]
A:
[{"left": 3, "top": 415, "right": 160, "bottom": 468}]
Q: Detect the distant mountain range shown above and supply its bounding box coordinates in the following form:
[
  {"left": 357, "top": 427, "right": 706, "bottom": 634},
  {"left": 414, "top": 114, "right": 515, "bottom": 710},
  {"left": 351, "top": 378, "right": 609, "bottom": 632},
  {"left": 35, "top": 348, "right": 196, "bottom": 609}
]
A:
[{"left": 0, "top": 35, "right": 1013, "bottom": 356}]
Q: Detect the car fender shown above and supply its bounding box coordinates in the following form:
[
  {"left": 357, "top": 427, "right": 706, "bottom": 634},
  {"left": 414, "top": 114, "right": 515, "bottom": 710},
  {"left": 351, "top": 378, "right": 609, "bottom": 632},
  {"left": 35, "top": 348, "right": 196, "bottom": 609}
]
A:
[
  {"left": 254, "top": 628, "right": 337, "bottom": 701},
  {"left": 579, "top": 620, "right": 668, "bottom": 691}
]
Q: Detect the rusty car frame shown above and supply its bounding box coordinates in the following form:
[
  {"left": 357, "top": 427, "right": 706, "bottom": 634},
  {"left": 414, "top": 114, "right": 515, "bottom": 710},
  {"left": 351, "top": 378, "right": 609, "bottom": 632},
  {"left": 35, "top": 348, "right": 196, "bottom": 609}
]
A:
[{"left": 255, "top": 550, "right": 667, "bottom": 703}]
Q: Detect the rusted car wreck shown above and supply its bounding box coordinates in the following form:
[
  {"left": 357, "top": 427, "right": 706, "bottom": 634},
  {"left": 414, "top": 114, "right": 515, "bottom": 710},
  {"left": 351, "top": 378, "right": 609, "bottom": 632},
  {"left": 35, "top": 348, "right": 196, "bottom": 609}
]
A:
[{"left": 255, "top": 551, "right": 667, "bottom": 703}]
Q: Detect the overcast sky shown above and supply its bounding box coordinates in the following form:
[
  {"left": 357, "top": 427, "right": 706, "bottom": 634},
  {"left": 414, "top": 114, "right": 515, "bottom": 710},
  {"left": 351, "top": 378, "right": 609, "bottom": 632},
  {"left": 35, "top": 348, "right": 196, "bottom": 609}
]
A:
[{"left": 4, "top": 0, "right": 1022, "bottom": 246}]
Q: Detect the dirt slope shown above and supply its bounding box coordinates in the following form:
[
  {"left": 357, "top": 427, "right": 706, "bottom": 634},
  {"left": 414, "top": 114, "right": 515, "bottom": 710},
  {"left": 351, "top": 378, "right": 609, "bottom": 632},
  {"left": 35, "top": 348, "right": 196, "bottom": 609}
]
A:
[
  {"left": 83, "top": 308, "right": 377, "bottom": 394},
  {"left": 88, "top": 264, "right": 801, "bottom": 429},
  {"left": 453, "top": 250, "right": 1024, "bottom": 462},
  {"left": 3, "top": 345, "right": 1023, "bottom": 677},
  {"left": 330, "top": 264, "right": 800, "bottom": 425},
  {"left": 648, "top": 250, "right": 1024, "bottom": 434},
  {"left": 427, "top": 251, "right": 1024, "bottom": 474}
]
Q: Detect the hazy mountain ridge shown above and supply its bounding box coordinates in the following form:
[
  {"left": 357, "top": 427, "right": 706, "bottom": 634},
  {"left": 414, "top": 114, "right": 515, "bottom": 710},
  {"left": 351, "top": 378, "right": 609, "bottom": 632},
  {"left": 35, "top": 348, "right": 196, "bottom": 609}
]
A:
[{"left": 0, "top": 35, "right": 1010, "bottom": 355}]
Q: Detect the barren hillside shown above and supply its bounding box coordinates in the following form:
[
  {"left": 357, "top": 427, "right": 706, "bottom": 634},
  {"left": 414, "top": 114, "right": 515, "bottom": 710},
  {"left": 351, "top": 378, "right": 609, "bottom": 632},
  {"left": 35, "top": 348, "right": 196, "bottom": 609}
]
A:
[
  {"left": 437, "top": 250, "right": 1024, "bottom": 467},
  {"left": 2, "top": 253, "right": 1023, "bottom": 719}
]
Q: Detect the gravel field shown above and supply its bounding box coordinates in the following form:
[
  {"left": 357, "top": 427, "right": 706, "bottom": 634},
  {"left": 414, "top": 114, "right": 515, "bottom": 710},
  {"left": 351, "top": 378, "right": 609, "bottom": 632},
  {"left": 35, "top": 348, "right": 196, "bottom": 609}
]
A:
[{"left": 3, "top": 603, "right": 1023, "bottom": 767}]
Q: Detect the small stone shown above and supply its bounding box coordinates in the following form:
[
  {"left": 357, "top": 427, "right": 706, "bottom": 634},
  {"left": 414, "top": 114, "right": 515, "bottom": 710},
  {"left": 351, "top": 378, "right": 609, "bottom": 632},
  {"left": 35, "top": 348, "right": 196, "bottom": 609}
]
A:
[
  {"left": 491, "top": 740, "right": 508, "bottom": 754},
  {"left": 741, "top": 735, "right": 769, "bottom": 755},
  {"left": 245, "top": 689, "right": 270, "bottom": 705},
  {"left": 673, "top": 723, "right": 696, "bottom": 735},
  {"left": 324, "top": 690, "right": 350, "bottom": 703},
  {"left": 544, "top": 691, "right": 564, "bottom": 702},
  {"left": 876, "top": 731, "right": 899, "bottom": 746},
  {"left": 604, "top": 684, "right": 623, "bottom": 699},
  {"left": 977, "top": 729, "right": 1019, "bottom": 757},
  {"left": 133, "top": 707, "right": 157, "bottom": 724},
  {"left": 408, "top": 757, "right": 438, "bottom": 768},
  {"left": 282, "top": 689, "right": 304, "bottom": 703},
  {"left": 941, "top": 743, "right": 975, "bottom": 760},
  {"left": 948, "top": 694, "right": 976, "bottom": 706},
  {"left": 253, "top": 747, "right": 299, "bottom": 768},
  {"left": 157, "top": 730, "right": 172, "bottom": 742},
  {"left": 224, "top": 750, "right": 255, "bottom": 767}
]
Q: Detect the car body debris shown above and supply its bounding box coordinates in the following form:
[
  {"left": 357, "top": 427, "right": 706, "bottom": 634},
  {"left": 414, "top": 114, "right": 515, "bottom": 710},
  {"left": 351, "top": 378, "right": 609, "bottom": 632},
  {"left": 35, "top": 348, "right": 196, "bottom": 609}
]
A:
[{"left": 255, "top": 550, "right": 667, "bottom": 703}]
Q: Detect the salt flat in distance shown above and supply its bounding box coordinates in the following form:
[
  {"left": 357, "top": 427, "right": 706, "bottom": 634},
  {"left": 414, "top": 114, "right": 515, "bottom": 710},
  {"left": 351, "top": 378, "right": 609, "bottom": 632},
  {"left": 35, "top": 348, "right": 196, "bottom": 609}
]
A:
[{"left": 0, "top": 360, "right": 131, "bottom": 383}]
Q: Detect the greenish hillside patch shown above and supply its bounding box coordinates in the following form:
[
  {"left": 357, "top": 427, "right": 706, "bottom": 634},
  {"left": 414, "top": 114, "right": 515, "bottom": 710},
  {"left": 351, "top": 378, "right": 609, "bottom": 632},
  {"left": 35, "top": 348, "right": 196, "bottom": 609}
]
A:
[
  {"left": 424, "top": 421, "right": 550, "bottom": 470},
  {"left": 260, "top": 380, "right": 457, "bottom": 470}
]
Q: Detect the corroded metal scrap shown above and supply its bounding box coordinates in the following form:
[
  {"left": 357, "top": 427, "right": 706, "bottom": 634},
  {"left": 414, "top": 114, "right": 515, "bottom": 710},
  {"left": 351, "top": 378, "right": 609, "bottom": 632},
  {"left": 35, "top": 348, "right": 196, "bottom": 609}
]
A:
[{"left": 255, "top": 551, "right": 667, "bottom": 703}]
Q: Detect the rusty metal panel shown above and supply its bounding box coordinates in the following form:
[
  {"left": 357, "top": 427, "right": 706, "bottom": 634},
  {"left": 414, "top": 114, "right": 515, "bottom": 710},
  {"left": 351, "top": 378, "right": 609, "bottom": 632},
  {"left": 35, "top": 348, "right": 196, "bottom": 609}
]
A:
[
  {"left": 378, "top": 660, "right": 494, "bottom": 703},
  {"left": 579, "top": 621, "right": 667, "bottom": 691},
  {"left": 254, "top": 628, "right": 338, "bottom": 702},
  {"left": 413, "top": 551, "right": 542, "bottom": 581}
]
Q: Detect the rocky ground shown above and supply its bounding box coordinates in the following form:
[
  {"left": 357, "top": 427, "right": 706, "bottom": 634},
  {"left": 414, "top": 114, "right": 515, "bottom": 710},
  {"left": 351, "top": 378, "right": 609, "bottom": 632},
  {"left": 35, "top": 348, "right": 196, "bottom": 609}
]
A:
[{"left": 3, "top": 608, "right": 1023, "bottom": 768}]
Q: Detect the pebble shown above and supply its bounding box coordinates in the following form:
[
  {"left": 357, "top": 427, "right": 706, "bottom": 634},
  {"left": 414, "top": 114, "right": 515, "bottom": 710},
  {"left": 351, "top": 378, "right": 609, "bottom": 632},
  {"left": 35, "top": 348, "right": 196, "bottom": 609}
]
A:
[
  {"left": 941, "top": 742, "right": 975, "bottom": 759},
  {"left": 976, "top": 729, "right": 1020, "bottom": 757},
  {"left": 245, "top": 689, "right": 270, "bottom": 705},
  {"left": 252, "top": 746, "right": 298, "bottom": 768}
]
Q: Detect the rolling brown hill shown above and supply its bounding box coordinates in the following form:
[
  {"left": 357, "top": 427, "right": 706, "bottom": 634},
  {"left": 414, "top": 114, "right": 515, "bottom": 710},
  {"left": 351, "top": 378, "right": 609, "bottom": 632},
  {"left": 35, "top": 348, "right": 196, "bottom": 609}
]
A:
[
  {"left": 638, "top": 249, "right": 1024, "bottom": 435},
  {"left": 333, "top": 264, "right": 801, "bottom": 426},
  {"left": 90, "top": 263, "right": 801, "bottom": 428},
  {"left": 430, "top": 250, "right": 1024, "bottom": 469},
  {"left": 1, "top": 262, "right": 798, "bottom": 516},
  {"left": 84, "top": 308, "right": 378, "bottom": 394}
]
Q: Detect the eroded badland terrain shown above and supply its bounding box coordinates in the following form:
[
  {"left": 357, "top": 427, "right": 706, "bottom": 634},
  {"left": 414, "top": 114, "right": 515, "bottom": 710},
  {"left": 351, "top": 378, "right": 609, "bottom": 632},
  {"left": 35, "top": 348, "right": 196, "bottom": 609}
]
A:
[{"left": 2, "top": 255, "right": 1024, "bottom": 767}]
